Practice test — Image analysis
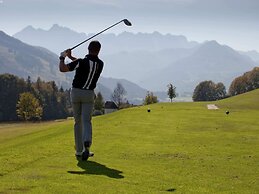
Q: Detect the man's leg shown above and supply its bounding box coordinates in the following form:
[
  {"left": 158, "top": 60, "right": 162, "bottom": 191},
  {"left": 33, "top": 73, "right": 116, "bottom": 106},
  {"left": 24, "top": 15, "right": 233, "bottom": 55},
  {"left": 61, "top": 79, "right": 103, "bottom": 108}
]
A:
[
  {"left": 71, "top": 88, "right": 83, "bottom": 155},
  {"left": 72, "top": 102, "right": 83, "bottom": 155},
  {"left": 81, "top": 90, "right": 94, "bottom": 161},
  {"left": 82, "top": 102, "right": 94, "bottom": 148},
  {"left": 81, "top": 102, "right": 94, "bottom": 160}
]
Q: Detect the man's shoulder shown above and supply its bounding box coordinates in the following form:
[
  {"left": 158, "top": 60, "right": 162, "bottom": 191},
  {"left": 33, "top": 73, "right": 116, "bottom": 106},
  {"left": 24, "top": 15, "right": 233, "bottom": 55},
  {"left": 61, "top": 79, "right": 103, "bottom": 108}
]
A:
[
  {"left": 84, "top": 55, "right": 104, "bottom": 66},
  {"left": 98, "top": 58, "right": 104, "bottom": 65}
]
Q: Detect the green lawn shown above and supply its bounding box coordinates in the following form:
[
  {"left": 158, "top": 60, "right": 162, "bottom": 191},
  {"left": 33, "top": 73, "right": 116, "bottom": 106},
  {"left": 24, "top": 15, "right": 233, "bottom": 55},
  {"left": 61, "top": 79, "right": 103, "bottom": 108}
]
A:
[{"left": 0, "top": 90, "right": 258, "bottom": 193}]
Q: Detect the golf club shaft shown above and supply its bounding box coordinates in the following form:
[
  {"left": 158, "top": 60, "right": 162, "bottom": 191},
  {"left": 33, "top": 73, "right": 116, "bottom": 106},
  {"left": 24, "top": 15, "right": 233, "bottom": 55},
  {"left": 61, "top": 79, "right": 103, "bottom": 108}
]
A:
[{"left": 70, "top": 20, "right": 125, "bottom": 50}]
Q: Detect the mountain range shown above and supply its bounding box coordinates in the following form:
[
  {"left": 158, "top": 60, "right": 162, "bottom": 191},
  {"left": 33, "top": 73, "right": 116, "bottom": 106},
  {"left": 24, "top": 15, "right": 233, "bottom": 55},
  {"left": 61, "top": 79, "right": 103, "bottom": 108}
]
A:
[
  {"left": 1, "top": 24, "right": 259, "bottom": 104},
  {"left": 13, "top": 24, "right": 259, "bottom": 95},
  {"left": 142, "top": 41, "right": 257, "bottom": 93},
  {"left": 13, "top": 24, "right": 198, "bottom": 55}
]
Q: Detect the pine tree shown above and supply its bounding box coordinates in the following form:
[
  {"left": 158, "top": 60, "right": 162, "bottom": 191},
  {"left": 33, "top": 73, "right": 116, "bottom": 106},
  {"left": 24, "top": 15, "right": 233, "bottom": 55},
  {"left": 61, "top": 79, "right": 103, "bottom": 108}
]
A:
[
  {"left": 94, "top": 92, "right": 104, "bottom": 111},
  {"left": 167, "top": 83, "right": 176, "bottom": 102}
]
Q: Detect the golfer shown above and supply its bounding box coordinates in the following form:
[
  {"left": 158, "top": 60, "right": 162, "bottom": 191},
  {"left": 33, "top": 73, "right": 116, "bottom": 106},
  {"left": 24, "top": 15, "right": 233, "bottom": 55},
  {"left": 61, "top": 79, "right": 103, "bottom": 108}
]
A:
[{"left": 59, "top": 41, "right": 104, "bottom": 161}]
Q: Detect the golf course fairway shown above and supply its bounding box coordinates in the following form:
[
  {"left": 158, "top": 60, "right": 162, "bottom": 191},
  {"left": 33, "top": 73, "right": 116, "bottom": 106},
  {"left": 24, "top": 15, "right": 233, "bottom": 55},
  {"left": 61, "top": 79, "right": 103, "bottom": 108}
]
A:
[{"left": 0, "top": 89, "right": 258, "bottom": 193}]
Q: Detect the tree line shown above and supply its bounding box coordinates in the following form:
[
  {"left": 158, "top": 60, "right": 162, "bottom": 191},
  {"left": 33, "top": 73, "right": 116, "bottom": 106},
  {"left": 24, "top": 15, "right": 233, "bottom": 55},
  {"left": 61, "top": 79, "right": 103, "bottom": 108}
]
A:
[
  {"left": 0, "top": 74, "right": 132, "bottom": 121},
  {"left": 192, "top": 67, "right": 259, "bottom": 101},
  {"left": 2, "top": 66, "right": 256, "bottom": 121}
]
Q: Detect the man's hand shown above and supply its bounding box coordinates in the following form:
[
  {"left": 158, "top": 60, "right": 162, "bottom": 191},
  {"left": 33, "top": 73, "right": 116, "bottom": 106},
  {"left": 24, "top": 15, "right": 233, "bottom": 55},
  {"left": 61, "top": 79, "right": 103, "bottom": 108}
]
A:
[
  {"left": 66, "top": 49, "right": 77, "bottom": 61},
  {"left": 66, "top": 49, "right": 72, "bottom": 58},
  {"left": 59, "top": 49, "right": 77, "bottom": 61},
  {"left": 60, "top": 50, "right": 68, "bottom": 57},
  {"left": 59, "top": 49, "right": 69, "bottom": 72}
]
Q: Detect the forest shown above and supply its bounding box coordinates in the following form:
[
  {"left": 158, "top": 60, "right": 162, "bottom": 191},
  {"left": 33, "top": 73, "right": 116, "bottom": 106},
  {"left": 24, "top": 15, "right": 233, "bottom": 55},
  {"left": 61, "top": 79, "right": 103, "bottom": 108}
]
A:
[{"left": 0, "top": 74, "right": 71, "bottom": 121}]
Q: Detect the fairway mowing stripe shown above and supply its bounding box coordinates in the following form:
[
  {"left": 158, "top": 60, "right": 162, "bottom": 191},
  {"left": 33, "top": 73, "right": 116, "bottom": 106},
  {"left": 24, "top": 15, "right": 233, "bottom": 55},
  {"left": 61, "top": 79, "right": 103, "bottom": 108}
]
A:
[
  {"left": 0, "top": 124, "right": 73, "bottom": 176},
  {"left": 114, "top": 121, "right": 180, "bottom": 129},
  {"left": 0, "top": 152, "right": 60, "bottom": 176},
  {"left": 0, "top": 126, "right": 71, "bottom": 149},
  {"left": 0, "top": 121, "right": 73, "bottom": 143}
]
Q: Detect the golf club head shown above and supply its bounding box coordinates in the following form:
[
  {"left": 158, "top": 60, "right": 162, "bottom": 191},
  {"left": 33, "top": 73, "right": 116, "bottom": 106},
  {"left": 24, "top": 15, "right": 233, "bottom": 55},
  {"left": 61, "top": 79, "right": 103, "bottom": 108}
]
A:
[{"left": 123, "top": 19, "right": 132, "bottom": 26}]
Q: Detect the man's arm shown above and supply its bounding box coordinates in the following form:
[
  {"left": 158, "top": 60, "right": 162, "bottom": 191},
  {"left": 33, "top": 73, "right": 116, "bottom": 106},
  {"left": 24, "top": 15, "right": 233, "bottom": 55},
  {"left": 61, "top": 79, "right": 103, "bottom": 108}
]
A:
[
  {"left": 59, "top": 57, "right": 69, "bottom": 72},
  {"left": 59, "top": 49, "right": 77, "bottom": 72}
]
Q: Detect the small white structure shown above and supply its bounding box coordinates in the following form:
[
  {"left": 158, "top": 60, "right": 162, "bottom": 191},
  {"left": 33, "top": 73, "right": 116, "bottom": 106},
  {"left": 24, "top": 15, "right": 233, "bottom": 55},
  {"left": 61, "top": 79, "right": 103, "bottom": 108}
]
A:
[
  {"left": 104, "top": 101, "right": 118, "bottom": 114},
  {"left": 207, "top": 104, "right": 219, "bottom": 110}
]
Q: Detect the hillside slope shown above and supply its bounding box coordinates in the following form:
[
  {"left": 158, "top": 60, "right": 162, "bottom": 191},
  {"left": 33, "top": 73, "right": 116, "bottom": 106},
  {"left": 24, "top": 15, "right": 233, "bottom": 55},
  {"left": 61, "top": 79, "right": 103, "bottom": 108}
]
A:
[
  {"left": 216, "top": 89, "right": 259, "bottom": 110},
  {"left": 0, "top": 31, "right": 71, "bottom": 88}
]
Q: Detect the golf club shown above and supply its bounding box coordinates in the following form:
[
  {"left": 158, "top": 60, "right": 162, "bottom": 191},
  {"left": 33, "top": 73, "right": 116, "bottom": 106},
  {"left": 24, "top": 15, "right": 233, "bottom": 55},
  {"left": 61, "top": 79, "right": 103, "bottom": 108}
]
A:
[{"left": 70, "top": 19, "right": 132, "bottom": 50}]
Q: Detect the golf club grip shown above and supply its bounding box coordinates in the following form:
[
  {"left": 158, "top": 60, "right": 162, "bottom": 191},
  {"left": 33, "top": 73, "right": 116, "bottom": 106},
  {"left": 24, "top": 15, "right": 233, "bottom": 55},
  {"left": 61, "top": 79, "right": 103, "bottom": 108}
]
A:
[{"left": 70, "top": 20, "right": 124, "bottom": 50}]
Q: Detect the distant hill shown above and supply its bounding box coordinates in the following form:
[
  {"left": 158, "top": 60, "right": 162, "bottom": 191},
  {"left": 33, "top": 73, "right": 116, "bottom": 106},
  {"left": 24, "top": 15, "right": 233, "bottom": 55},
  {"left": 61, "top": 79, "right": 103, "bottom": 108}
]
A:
[
  {"left": 102, "top": 47, "right": 197, "bottom": 83},
  {"left": 99, "top": 77, "right": 147, "bottom": 104},
  {"left": 140, "top": 41, "right": 257, "bottom": 93},
  {"left": 0, "top": 30, "right": 71, "bottom": 88}
]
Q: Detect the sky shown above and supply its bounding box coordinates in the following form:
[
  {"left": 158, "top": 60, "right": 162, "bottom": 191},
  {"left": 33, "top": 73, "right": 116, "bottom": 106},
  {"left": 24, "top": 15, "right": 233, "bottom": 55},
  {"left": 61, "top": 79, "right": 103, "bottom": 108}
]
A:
[{"left": 1, "top": 0, "right": 259, "bottom": 52}]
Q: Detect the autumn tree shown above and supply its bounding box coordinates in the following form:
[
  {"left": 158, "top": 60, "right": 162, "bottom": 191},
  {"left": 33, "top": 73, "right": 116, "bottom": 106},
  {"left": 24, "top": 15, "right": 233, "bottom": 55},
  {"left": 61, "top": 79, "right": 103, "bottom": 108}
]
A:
[
  {"left": 229, "top": 67, "right": 259, "bottom": 96},
  {"left": 16, "top": 92, "right": 43, "bottom": 121},
  {"left": 143, "top": 91, "right": 158, "bottom": 105}
]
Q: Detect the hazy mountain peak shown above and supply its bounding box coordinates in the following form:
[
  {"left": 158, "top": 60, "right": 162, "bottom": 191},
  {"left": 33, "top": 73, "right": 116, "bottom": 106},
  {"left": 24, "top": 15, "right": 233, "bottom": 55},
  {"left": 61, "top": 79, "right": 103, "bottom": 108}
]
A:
[
  {"left": 49, "top": 24, "right": 72, "bottom": 33},
  {"left": 152, "top": 31, "right": 163, "bottom": 36},
  {"left": 49, "top": 24, "right": 87, "bottom": 37},
  {"left": 197, "top": 40, "right": 235, "bottom": 55},
  {"left": 202, "top": 40, "right": 221, "bottom": 47},
  {"left": 50, "top": 24, "right": 60, "bottom": 30},
  {"left": 23, "top": 25, "right": 34, "bottom": 31},
  {"left": 239, "top": 50, "right": 259, "bottom": 62},
  {"left": 19, "top": 25, "right": 45, "bottom": 34}
]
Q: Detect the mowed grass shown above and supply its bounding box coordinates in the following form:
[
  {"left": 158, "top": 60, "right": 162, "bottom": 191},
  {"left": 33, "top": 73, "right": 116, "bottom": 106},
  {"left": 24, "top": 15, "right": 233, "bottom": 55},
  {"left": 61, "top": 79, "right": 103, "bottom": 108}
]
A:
[{"left": 0, "top": 90, "right": 258, "bottom": 193}]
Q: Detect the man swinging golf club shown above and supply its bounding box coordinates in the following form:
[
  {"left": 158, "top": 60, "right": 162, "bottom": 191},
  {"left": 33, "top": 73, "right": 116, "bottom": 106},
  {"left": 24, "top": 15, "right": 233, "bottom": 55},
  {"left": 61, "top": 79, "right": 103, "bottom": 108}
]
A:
[
  {"left": 59, "top": 41, "right": 104, "bottom": 161},
  {"left": 59, "top": 19, "right": 131, "bottom": 161}
]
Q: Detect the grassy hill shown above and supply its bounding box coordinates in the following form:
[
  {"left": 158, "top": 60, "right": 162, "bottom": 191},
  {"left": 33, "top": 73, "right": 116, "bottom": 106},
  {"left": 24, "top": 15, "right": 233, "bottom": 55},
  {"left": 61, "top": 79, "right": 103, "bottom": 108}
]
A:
[
  {"left": 0, "top": 90, "right": 258, "bottom": 193},
  {"left": 216, "top": 89, "right": 259, "bottom": 110}
]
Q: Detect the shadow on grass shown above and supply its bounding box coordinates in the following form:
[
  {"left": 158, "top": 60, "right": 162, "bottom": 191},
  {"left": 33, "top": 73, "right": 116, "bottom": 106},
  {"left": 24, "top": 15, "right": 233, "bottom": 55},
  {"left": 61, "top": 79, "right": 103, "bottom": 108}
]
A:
[{"left": 67, "top": 159, "right": 124, "bottom": 179}]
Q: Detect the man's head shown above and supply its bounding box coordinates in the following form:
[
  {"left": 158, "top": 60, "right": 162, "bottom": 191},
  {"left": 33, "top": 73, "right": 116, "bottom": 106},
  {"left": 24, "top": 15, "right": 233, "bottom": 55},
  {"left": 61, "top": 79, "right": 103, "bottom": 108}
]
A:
[{"left": 88, "top": 40, "right": 101, "bottom": 56}]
